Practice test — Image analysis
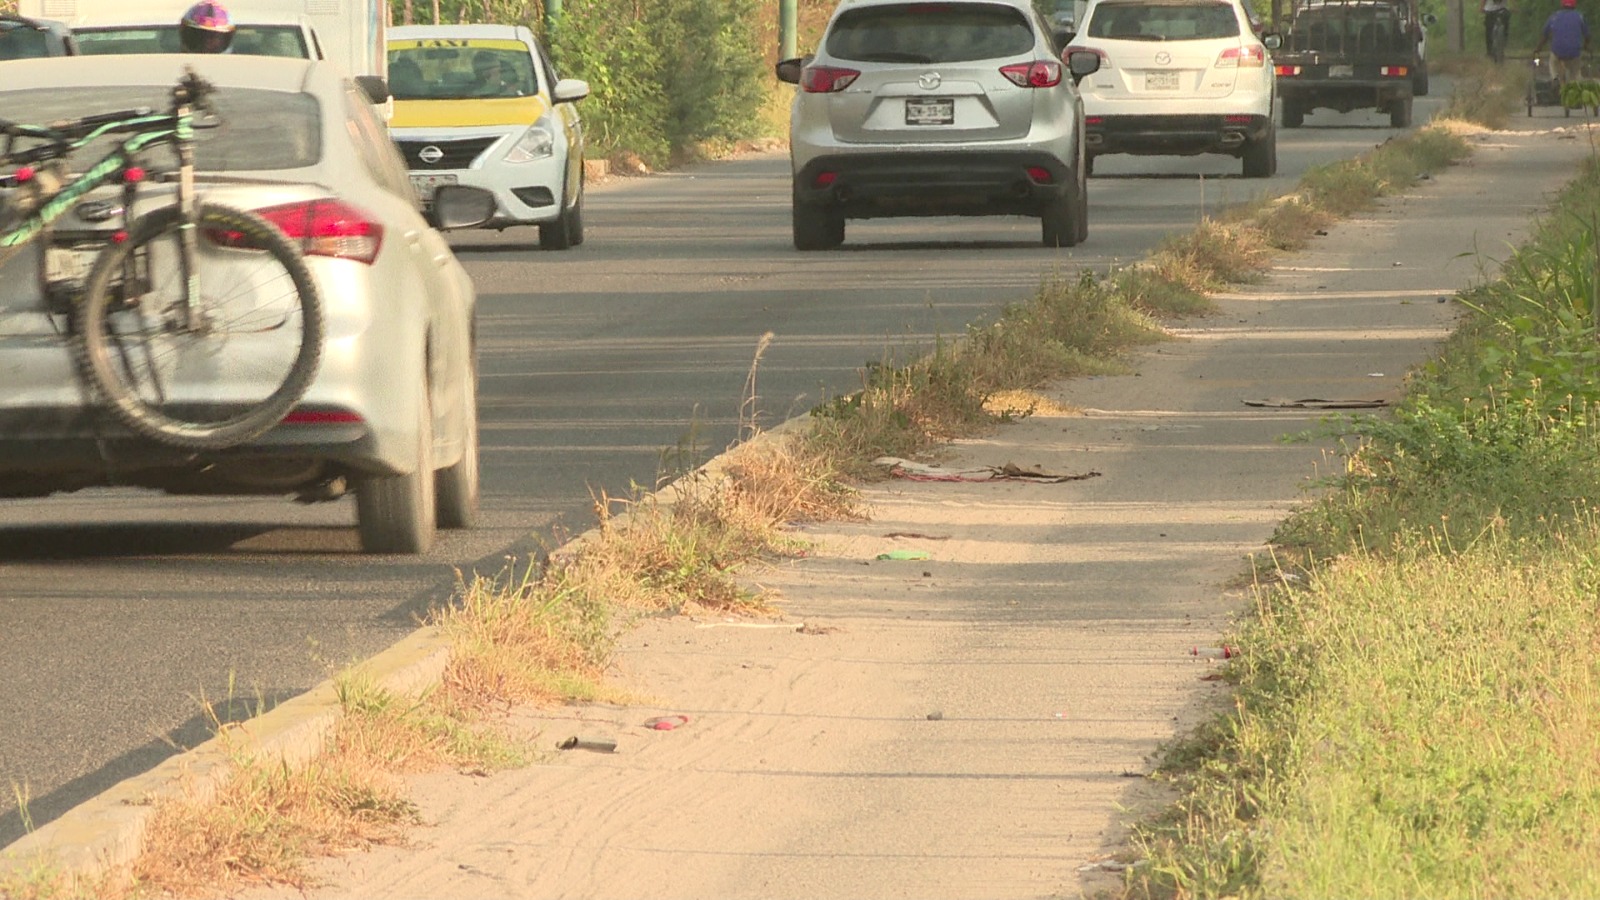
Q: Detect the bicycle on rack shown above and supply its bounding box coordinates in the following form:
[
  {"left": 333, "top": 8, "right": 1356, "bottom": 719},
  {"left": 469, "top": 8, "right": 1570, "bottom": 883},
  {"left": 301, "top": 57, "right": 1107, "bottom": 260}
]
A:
[{"left": 0, "top": 67, "right": 323, "bottom": 451}]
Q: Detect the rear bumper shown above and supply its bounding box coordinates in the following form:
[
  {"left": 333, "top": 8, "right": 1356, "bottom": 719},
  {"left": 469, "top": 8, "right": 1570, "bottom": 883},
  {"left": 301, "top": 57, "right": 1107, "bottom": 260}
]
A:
[
  {"left": 793, "top": 150, "right": 1078, "bottom": 219},
  {"left": 1278, "top": 79, "right": 1412, "bottom": 111},
  {"left": 1084, "top": 113, "right": 1273, "bottom": 157}
]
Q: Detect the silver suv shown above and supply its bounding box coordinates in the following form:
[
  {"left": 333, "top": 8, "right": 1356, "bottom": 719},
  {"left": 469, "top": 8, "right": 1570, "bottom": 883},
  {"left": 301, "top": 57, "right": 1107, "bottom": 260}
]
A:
[{"left": 776, "top": 0, "right": 1102, "bottom": 250}]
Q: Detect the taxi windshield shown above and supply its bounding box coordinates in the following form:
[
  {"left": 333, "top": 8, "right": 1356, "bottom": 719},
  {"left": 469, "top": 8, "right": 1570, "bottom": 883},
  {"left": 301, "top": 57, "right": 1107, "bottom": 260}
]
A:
[{"left": 387, "top": 42, "right": 536, "bottom": 100}]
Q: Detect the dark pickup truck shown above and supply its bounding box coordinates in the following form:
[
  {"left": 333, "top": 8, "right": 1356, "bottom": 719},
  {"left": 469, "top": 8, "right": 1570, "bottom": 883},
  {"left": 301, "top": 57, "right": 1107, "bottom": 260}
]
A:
[{"left": 1271, "top": 0, "right": 1431, "bottom": 129}]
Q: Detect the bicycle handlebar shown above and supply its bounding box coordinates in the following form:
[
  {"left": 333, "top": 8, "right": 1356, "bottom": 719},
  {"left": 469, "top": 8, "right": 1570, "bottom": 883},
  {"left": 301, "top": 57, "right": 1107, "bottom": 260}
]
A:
[{"left": 0, "top": 68, "right": 215, "bottom": 167}]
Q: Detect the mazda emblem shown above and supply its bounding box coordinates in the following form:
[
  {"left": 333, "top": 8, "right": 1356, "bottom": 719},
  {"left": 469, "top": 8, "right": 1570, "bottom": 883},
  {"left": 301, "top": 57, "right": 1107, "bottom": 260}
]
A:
[
  {"left": 75, "top": 200, "right": 123, "bottom": 223},
  {"left": 918, "top": 72, "right": 942, "bottom": 90},
  {"left": 418, "top": 145, "right": 445, "bottom": 165},
  {"left": 1155, "top": 51, "right": 1172, "bottom": 65}
]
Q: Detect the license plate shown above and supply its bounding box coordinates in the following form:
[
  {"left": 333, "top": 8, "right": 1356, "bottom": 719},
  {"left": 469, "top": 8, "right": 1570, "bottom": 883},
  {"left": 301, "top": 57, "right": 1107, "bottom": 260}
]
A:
[
  {"left": 1145, "top": 71, "right": 1180, "bottom": 90},
  {"left": 905, "top": 97, "right": 954, "bottom": 126},
  {"left": 1328, "top": 64, "right": 1354, "bottom": 78},
  {"left": 410, "top": 173, "right": 458, "bottom": 200},
  {"left": 45, "top": 245, "right": 95, "bottom": 286}
]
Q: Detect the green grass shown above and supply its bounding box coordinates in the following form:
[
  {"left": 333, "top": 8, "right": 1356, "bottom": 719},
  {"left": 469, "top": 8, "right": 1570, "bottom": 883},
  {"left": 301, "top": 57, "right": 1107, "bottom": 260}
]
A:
[{"left": 1127, "top": 70, "right": 1600, "bottom": 900}]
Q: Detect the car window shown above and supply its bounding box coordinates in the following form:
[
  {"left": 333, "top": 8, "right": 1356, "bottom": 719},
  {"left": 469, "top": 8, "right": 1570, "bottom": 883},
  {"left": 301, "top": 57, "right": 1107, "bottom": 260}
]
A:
[
  {"left": 1086, "top": 1, "right": 1241, "bottom": 39},
  {"left": 0, "top": 21, "right": 55, "bottom": 60},
  {"left": 825, "top": 3, "right": 1037, "bottom": 63},
  {"left": 388, "top": 40, "right": 535, "bottom": 100},
  {"left": 2, "top": 86, "right": 321, "bottom": 171},
  {"left": 1287, "top": 5, "right": 1408, "bottom": 51},
  {"left": 74, "top": 24, "right": 309, "bottom": 57},
  {"left": 342, "top": 84, "right": 417, "bottom": 203}
]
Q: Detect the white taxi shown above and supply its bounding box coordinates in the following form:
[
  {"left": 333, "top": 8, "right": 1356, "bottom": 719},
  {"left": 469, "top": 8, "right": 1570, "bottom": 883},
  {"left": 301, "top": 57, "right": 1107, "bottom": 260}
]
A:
[{"left": 387, "top": 24, "right": 589, "bottom": 249}]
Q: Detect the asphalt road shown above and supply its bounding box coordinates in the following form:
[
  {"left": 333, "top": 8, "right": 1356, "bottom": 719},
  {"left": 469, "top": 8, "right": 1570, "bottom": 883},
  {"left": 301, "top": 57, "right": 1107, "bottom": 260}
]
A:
[{"left": 0, "top": 95, "right": 1451, "bottom": 848}]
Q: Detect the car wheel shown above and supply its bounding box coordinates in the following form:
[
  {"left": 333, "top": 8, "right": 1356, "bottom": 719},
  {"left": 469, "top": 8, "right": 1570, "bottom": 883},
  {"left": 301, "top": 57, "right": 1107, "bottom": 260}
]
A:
[
  {"left": 356, "top": 380, "right": 437, "bottom": 554},
  {"left": 1073, "top": 160, "right": 1089, "bottom": 245},
  {"left": 793, "top": 193, "right": 844, "bottom": 251},
  {"left": 539, "top": 186, "right": 579, "bottom": 251},
  {"left": 1413, "top": 64, "right": 1430, "bottom": 97},
  {"left": 1282, "top": 97, "right": 1305, "bottom": 129},
  {"left": 435, "top": 359, "right": 479, "bottom": 530},
  {"left": 567, "top": 176, "right": 586, "bottom": 247},
  {"left": 1390, "top": 96, "right": 1413, "bottom": 128},
  {"left": 1242, "top": 125, "right": 1277, "bottom": 178},
  {"left": 1041, "top": 178, "right": 1082, "bottom": 248}
]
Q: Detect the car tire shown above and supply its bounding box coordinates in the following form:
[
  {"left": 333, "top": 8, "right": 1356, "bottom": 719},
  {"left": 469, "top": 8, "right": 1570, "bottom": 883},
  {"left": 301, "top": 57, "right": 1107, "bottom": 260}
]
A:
[
  {"left": 1041, "top": 178, "right": 1082, "bottom": 248},
  {"left": 356, "top": 380, "right": 437, "bottom": 554},
  {"left": 1282, "top": 97, "right": 1305, "bottom": 129},
  {"left": 539, "top": 186, "right": 580, "bottom": 251},
  {"left": 1073, "top": 160, "right": 1090, "bottom": 245},
  {"left": 435, "top": 359, "right": 479, "bottom": 530},
  {"left": 1242, "top": 125, "right": 1277, "bottom": 178},
  {"left": 1390, "top": 96, "right": 1413, "bottom": 128},
  {"left": 793, "top": 195, "right": 844, "bottom": 251},
  {"left": 1413, "top": 64, "right": 1429, "bottom": 97},
  {"left": 567, "top": 175, "right": 586, "bottom": 247}
]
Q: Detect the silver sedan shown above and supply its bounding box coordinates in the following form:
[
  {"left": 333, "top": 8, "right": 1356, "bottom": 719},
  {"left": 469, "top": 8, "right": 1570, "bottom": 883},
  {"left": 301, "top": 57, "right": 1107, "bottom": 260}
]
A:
[{"left": 0, "top": 54, "right": 490, "bottom": 554}]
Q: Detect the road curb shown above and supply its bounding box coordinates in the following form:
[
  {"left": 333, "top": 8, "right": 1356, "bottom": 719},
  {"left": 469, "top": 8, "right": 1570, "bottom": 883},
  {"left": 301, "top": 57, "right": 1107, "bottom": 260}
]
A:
[
  {"left": 0, "top": 415, "right": 810, "bottom": 891},
  {"left": 0, "top": 627, "right": 451, "bottom": 890}
]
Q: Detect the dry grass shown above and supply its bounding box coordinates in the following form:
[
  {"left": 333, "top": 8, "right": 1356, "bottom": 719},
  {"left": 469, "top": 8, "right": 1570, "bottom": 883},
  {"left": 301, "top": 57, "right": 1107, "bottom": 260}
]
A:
[{"left": 31, "top": 65, "right": 1500, "bottom": 900}]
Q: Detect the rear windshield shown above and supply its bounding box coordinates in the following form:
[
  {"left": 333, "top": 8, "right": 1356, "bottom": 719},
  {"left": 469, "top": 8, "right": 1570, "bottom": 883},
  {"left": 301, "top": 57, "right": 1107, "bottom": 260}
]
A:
[
  {"left": 824, "top": 3, "right": 1037, "bottom": 64},
  {"left": 0, "top": 86, "right": 321, "bottom": 171},
  {"left": 74, "top": 24, "right": 309, "bottom": 58},
  {"left": 387, "top": 40, "right": 537, "bottom": 100},
  {"left": 1286, "top": 6, "right": 1411, "bottom": 52},
  {"left": 1085, "top": 1, "right": 1241, "bottom": 39},
  {"left": 0, "top": 22, "right": 58, "bottom": 59}
]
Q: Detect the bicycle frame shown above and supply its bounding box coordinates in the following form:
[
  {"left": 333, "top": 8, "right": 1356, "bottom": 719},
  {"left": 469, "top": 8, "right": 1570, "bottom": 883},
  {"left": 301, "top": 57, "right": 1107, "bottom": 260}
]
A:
[{"left": 0, "top": 86, "right": 203, "bottom": 317}]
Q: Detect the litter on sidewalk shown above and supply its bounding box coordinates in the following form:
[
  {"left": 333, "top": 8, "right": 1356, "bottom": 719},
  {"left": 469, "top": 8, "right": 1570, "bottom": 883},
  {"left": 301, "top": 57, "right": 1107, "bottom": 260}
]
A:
[
  {"left": 873, "top": 456, "right": 1101, "bottom": 483},
  {"left": 1243, "top": 397, "right": 1389, "bottom": 409}
]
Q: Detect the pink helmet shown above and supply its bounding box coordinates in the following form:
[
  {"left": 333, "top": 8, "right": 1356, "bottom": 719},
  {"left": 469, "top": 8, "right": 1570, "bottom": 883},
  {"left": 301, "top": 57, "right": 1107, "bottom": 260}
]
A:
[{"left": 179, "top": 1, "right": 234, "bottom": 53}]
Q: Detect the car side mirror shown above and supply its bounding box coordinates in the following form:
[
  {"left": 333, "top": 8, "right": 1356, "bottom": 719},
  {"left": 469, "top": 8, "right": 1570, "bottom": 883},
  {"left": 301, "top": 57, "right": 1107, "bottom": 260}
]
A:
[
  {"left": 355, "top": 74, "right": 389, "bottom": 105},
  {"left": 775, "top": 56, "right": 810, "bottom": 85},
  {"left": 1262, "top": 32, "right": 1282, "bottom": 49},
  {"left": 1065, "top": 49, "right": 1101, "bottom": 82},
  {"left": 430, "top": 184, "right": 496, "bottom": 230},
  {"left": 553, "top": 77, "right": 590, "bottom": 104}
]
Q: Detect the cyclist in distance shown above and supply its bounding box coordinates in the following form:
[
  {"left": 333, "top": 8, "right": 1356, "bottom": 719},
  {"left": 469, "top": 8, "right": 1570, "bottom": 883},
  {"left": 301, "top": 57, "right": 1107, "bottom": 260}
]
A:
[
  {"left": 1483, "top": 0, "right": 1513, "bottom": 59},
  {"left": 178, "top": 1, "right": 234, "bottom": 53},
  {"left": 1534, "top": 0, "right": 1592, "bottom": 88}
]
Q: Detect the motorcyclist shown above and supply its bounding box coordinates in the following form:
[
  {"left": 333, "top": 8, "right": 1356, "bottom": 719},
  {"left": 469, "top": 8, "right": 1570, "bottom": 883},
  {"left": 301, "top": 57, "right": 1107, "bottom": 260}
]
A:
[{"left": 178, "top": 1, "right": 235, "bottom": 54}]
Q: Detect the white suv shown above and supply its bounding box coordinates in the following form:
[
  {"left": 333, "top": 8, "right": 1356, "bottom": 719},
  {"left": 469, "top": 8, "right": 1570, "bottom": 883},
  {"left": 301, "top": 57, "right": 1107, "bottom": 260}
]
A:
[
  {"left": 1067, "top": 0, "right": 1278, "bottom": 177},
  {"left": 776, "top": 0, "right": 1102, "bottom": 250}
]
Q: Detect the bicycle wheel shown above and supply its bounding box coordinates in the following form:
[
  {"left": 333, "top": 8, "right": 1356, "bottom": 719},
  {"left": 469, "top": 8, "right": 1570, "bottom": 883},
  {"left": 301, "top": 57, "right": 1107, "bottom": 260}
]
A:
[
  {"left": 1489, "top": 21, "right": 1507, "bottom": 63},
  {"left": 70, "top": 202, "right": 323, "bottom": 451}
]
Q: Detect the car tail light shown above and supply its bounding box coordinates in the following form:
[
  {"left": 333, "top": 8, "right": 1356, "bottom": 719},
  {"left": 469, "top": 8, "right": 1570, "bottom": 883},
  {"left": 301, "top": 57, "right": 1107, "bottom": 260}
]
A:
[
  {"left": 242, "top": 199, "right": 385, "bottom": 265},
  {"left": 1066, "top": 45, "right": 1113, "bottom": 69},
  {"left": 1216, "top": 45, "right": 1266, "bottom": 67},
  {"left": 801, "top": 66, "right": 859, "bottom": 93},
  {"left": 1025, "top": 166, "right": 1053, "bottom": 184},
  {"left": 1085, "top": 115, "right": 1105, "bottom": 126},
  {"left": 812, "top": 171, "right": 839, "bottom": 189},
  {"left": 1000, "top": 60, "right": 1062, "bottom": 87},
  {"left": 1275, "top": 64, "right": 1302, "bottom": 76},
  {"left": 1223, "top": 114, "right": 1253, "bottom": 125},
  {"left": 1379, "top": 65, "right": 1409, "bottom": 77},
  {"left": 281, "top": 408, "right": 364, "bottom": 424}
]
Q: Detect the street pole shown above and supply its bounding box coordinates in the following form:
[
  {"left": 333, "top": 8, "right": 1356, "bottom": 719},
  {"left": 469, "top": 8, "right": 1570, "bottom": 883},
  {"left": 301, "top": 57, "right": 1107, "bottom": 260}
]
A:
[{"left": 780, "top": 0, "right": 797, "bottom": 59}]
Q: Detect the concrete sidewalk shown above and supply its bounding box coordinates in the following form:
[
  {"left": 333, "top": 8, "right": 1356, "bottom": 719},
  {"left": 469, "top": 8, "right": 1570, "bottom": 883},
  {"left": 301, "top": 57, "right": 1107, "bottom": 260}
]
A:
[{"left": 8, "top": 120, "right": 1596, "bottom": 900}]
